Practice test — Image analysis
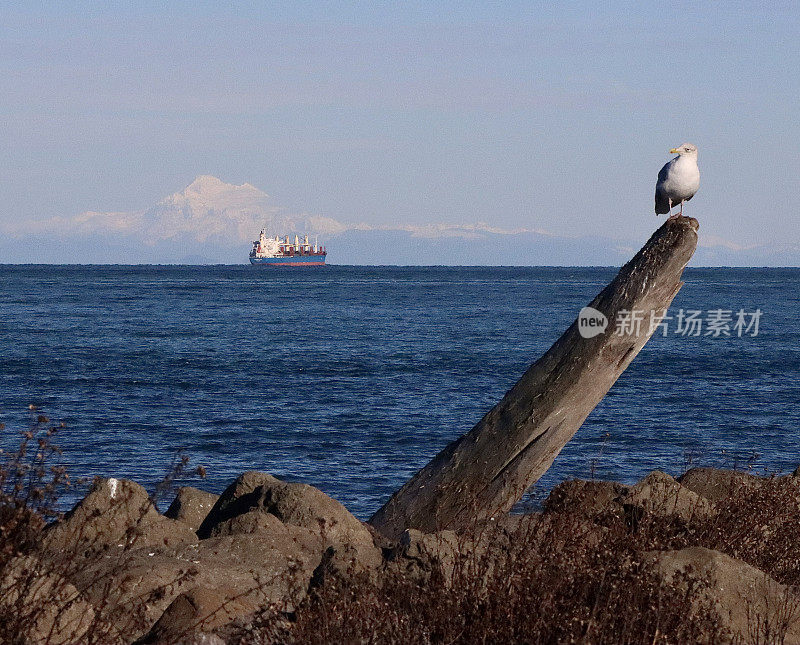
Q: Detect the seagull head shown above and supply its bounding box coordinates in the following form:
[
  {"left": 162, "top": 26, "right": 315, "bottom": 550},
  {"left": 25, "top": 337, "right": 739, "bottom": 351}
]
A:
[{"left": 670, "top": 143, "right": 698, "bottom": 157}]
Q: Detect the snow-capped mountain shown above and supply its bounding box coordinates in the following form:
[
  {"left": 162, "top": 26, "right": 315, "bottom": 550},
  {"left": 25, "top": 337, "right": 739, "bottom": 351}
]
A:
[
  {"left": 141, "top": 175, "right": 345, "bottom": 244},
  {"left": 9, "top": 175, "right": 345, "bottom": 247}
]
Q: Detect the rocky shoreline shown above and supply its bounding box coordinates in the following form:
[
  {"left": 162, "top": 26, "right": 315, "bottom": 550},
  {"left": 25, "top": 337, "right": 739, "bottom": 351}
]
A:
[{"left": 3, "top": 465, "right": 800, "bottom": 644}]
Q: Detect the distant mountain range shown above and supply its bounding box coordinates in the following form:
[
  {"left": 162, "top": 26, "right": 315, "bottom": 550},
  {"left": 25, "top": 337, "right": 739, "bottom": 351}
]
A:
[{"left": 2, "top": 176, "right": 797, "bottom": 266}]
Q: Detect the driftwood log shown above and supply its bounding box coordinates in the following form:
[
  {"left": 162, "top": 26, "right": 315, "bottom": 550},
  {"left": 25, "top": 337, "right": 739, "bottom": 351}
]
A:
[{"left": 370, "top": 216, "right": 699, "bottom": 539}]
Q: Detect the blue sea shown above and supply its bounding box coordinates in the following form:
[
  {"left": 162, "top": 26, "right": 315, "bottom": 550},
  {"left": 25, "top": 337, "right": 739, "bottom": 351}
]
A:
[{"left": 1, "top": 266, "right": 798, "bottom": 518}]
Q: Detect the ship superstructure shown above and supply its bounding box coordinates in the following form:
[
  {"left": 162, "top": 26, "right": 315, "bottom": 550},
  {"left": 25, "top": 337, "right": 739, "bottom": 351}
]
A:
[{"left": 249, "top": 231, "right": 327, "bottom": 266}]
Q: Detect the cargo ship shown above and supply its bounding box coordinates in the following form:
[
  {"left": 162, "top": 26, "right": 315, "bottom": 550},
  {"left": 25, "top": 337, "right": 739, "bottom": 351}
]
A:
[{"left": 249, "top": 231, "right": 327, "bottom": 266}]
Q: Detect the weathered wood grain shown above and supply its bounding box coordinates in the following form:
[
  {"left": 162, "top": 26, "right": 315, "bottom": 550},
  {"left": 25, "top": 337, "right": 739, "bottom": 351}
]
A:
[{"left": 370, "top": 216, "right": 699, "bottom": 539}]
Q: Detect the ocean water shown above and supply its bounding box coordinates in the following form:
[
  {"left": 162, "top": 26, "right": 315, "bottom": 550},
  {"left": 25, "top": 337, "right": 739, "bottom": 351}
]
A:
[{"left": 1, "top": 265, "right": 798, "bottom": 518}]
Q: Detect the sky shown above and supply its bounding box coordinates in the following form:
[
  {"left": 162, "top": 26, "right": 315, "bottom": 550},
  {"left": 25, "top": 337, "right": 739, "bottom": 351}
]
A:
[{"left": 2, "top": 1, "right": 799, "bottom": 257}]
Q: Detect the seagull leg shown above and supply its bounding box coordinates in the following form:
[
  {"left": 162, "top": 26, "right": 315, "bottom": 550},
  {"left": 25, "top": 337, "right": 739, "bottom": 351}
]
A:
[
  {"left": 679, "top": 201, "right": 684, "bottom": 217},
  {"left": 666, "top": 198, "right": 678, "bottom": 220}
]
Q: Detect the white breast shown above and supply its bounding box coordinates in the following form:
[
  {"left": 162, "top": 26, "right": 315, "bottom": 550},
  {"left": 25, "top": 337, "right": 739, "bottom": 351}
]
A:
[{"left": 662, "top": 156, "right": 700, "bottom": 201}]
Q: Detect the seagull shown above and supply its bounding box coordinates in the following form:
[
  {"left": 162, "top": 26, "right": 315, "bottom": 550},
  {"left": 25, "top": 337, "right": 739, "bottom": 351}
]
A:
[{"left": 655, "top": 143, "right": 700, "bottom": 218}]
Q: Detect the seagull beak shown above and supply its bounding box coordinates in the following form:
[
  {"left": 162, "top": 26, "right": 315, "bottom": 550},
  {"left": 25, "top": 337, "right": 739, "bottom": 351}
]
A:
[{"left": 669, "top": 148, "right": 680, "bottom": 154}]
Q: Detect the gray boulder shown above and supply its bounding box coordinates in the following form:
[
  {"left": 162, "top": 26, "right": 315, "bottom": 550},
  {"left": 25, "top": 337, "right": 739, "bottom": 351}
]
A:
[
  {"left": 206, "top": 508, "right": 286, "bottom": 538},
  {"left": 198, "top": 472, "right": 372, "bottom": 547},
  {"left": 68, "top": 532, "right": 322, "bottom": 643},
  {"left": 0, "top": 555, "right": 104, "bottom": 645},
  {"left": 623, "top": 471, "right": 715, "bottom": 522},
  {"left": 652, "top": 547, "right": 800, "bottom": 644},
  {"left": 43, "top": 478, "right": 197, "bottom": 555},
  {"left": 197, "top": 472, "right": 381, "bottom": 575},
  {"left": 677, "top": 467, "right": 762, "bottom": 503},
  {"left": 165, "top": 487, "right": 220, "bottom": 531},
  {"left": 544, "top": 479, "right": 629, "bottom": 515},
  {"left": 139, "top": 585, "right": 259, "bottom": 644},
  {"left": 385, "top": 528, "right": 461, "bottom": 586}
]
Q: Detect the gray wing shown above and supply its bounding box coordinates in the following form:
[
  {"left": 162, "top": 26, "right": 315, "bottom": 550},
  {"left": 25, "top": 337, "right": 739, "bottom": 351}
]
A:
[{"left": 654, "top": 161, "right": 672, "bottom": 214}]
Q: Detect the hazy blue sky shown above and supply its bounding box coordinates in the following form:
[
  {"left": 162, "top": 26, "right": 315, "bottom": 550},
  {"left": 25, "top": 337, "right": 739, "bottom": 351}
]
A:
[{"left": 2, "top": 1, "right": 799, "bottom": 251}]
